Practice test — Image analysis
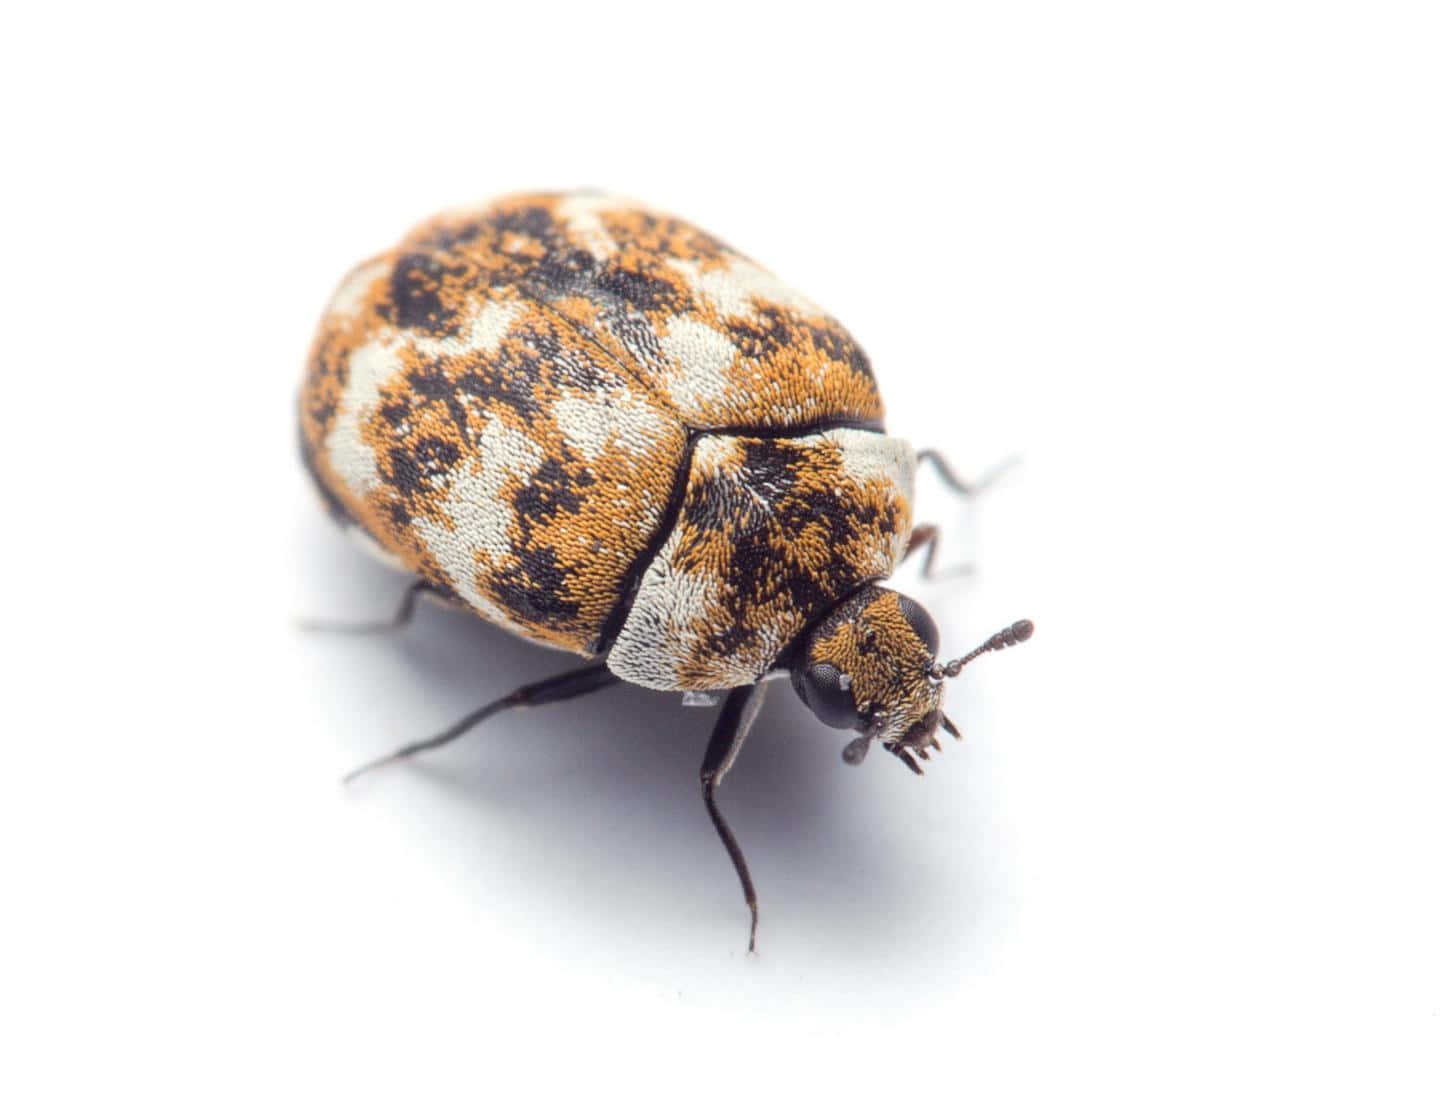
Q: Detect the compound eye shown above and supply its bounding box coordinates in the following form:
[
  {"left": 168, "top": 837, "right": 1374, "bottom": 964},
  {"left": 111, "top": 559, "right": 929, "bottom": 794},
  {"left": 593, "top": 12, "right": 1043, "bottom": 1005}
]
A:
[
  {"left": 794, "top": 662, "right": 860, "bottom": 729},
  {"left": 897, "top": 596, "right": 940, "bottom": 655}
]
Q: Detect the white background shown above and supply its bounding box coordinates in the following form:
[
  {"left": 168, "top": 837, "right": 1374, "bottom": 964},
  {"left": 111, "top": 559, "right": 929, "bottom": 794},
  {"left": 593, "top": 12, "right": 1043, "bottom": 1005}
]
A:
[{"left": 4, "top": 2, "right": 1436, "bottom": 1112}]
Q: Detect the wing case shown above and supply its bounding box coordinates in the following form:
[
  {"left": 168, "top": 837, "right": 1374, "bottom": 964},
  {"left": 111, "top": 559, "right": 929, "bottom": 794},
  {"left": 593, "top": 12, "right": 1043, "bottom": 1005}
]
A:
[
  {"left": 394, "top": 192, "right": 886, "bottom": 430},
  {"left": 301, "top": 260, "right": 688, "bottom": 653}
]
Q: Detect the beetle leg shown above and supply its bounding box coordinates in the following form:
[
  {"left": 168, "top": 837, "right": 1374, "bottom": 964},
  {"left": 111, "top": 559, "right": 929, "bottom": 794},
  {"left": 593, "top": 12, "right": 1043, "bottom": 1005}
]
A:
[
  {"left": 901, "top": 524, "right": 974, "bottom": 581},
  {"left": 915, "top": 449, "right": 1021, "bottom": 498},
  {"left": 298, "top": 579, "right": 449, "bottom": 634},
  {"left": 902, "top": 523, "right": 944, "bottom": 579},
  {"left": 700, "top": 682, "right": 769, "bottom": 953},
  {"left": 909, "top": 450, "right": 1021, "bottom": 580},
  {"left": 342, "top": 664, "right": 619, "bottom": 783},
  {"left": 902, "top": 521, "right": 973, "bottom": 580}
]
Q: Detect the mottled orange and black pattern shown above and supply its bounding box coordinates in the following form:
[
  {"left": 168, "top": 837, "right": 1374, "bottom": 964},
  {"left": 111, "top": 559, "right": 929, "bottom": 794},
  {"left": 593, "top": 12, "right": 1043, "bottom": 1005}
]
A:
[
  {"left": 299, "top": 192, "right": 903, "bottom": 672},
  {"left": 390, "top": 192, "right": 885, "bottom": 430},
  {"left": 301, "top": 266, "right": 689, "bottom": 652},
  {"left": 804, "top": 586, "right": 945, "bottom": 747},
  {"left": 607, "top": 428, "right": 914, "bottom": 690}
]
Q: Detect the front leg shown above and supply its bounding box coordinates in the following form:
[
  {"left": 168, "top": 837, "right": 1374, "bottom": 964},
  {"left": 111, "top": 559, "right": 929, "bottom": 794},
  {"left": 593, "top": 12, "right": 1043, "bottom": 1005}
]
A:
[
  {"left": 699, "top": 682, "right": 769, "bottom": 953},
  {"left": 901, "top": 522, "right": 977, "bottom": 581},
  {"left": 902, "top": 523, "right": 941, "bottom": 579},
  {"left": 916, "top": 448, "right": 1020, "bottom": 497},
  {"left": 906, "top": 450, "right": 1021, "bottom": 578}
]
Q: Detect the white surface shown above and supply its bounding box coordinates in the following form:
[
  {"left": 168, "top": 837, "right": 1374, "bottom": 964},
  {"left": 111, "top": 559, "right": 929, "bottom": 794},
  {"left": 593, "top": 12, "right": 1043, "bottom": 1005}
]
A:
[{"left": 4, "top": 3, "right": 1436, "bottom": 1113}]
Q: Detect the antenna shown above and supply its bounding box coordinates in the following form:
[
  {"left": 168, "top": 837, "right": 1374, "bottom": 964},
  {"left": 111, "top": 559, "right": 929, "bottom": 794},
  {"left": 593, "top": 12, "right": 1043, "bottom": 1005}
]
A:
[{"left": 935, "top": 619, "right": 1034, "bottom": 678}]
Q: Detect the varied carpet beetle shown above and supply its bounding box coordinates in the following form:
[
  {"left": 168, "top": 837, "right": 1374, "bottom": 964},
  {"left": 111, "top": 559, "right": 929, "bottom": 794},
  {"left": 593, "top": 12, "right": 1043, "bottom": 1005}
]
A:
[{"left": 299, "top": 191, "right": 1032, "bottom": 949}]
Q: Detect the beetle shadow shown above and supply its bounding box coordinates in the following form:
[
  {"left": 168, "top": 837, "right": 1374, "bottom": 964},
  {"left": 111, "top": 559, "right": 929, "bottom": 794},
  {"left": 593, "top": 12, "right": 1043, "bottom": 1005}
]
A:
[{"left": 295, "top": 517, "right": 997, "bottom": 971}]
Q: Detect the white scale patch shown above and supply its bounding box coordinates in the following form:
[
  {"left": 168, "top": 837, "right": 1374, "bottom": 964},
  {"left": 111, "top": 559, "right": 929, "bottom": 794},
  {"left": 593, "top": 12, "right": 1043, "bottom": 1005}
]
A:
[
  {"left": 554, "top": 192, "right": 625, "bottom": 261},
  {"left": 667, "top": 254, "right": 824, "bottom": 321},
  {"left": 826, "top": 427, "right": 916, "bottom": 569},
  {"left": 325, "top": 298, "right": 523, "bottom": 501},
  {"left": 552, "top": 385, "right": 672, "bottom": 463},
  {"left": 411, "top": 418, "right": 545, "bottom": 627},
  {"left": 325, "top": 257, "right": 390, "bottom": 319},
  {"left": 825, "top": 426, "right": 916, "bottom": 492},
  {"left": 325, "top": 338, "right": 406, "bottom": 496},
  {"left": 606, "top": 532, "right": 726, "bottom": 690},
  {"left": 659, "top": 317, "right": 739, "bottom": 413},
  {"left": 411, "top": 299, "right": 524, "bottom": 359}
]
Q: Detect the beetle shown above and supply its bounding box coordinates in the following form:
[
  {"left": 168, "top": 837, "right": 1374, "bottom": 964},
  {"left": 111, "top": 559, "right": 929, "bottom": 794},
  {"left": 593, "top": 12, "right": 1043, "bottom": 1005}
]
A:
[{"left": 299, "top": 191, "right": 1032, "bottom": 949}]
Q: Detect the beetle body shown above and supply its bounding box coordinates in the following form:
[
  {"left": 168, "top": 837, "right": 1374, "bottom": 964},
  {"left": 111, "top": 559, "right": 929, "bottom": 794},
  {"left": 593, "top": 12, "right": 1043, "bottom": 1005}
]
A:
[
  {"left": 301, "top": 192, "right": 915, "bottom": 694},
  {"left": 300, "top": 192, "right": 1031, "bottom": 946}
]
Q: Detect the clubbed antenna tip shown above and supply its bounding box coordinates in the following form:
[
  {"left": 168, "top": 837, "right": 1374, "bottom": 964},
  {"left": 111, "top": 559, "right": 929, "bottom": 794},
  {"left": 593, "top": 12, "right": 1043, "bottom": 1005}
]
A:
[{"left": 939, "top": 618, "right": 1035, "bottom": 677}]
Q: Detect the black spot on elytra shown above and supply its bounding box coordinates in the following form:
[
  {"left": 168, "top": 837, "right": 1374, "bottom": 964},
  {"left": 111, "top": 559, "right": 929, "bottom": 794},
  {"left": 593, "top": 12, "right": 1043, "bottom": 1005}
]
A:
[
  {"left": 406, "top": 362, "right": 473, "bottom": 438},
  {"left": 385, "top": 446, "right": 424, "bottom": 497},
  {"left": 511, "top": 457, "right": 588, "bottom": 531},
  {"left": 489, "top": 548, "right": 579, "bottom": 623},
  {"left": 406, "top": 366, "right": 450, "bottom": 401},
  {"left": 414, "top": 436, "right": 461, "bottom": 480},
  {"left": 383, "top": 430, "right": 462, "bottom": 497},
  {"left": 605, "top": 311, "right": 664, "bottom": 368},
  {"left": 510, "top": 325, "right": 612, "bottom": 392},
  {"left": 455, "top": 369, "right": 540, "bottom": 423},
  {"left": 415, "top": 221, "right": 481, "bottom": 251},
  {"left": 529, "top": 248, "right": 597, "bottom": 300},
  {"left": 492, "top": 205, "right": 559, "bottom": 242},
  {"left": 387, "top": 252, "right": 462, "bottom": 332},
  {"left": 593, "top": 264, "right": 683, "bottom": 314},
  {"left": 803, "top": 319, "right": 874, "bottom": 379},
  {"left": 633, "top": 212, "right": 734, "bottom": 259},
  {"left": 725, "top": 306, "right": 795, "bottom": 357},
  {"left": 720, "top": 305, "right": 876, "bottom": 386},
  {"left": 380, "top": 400, "right": 410, "bottom": 427}
]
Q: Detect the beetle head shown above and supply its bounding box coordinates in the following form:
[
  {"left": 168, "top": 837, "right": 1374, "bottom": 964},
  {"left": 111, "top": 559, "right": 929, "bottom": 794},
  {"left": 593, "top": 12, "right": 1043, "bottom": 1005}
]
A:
[
  {"left": 791, "top": 586, "right": 1033, "bottom": 774},
  {"left": 791, "top": 586, "right": 947, "bottom": 772}
]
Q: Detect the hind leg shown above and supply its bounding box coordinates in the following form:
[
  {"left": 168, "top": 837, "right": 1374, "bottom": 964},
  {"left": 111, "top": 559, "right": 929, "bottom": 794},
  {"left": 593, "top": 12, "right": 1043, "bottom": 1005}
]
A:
[{"left": 343, "top": 664, "right": 620, "bottom": 783}]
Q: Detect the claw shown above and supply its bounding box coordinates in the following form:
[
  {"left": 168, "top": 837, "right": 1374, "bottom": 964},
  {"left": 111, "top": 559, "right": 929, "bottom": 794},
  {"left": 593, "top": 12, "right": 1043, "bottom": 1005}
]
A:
[{"left": 940, "top": 713, "right": 960, "bottom": 740}]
